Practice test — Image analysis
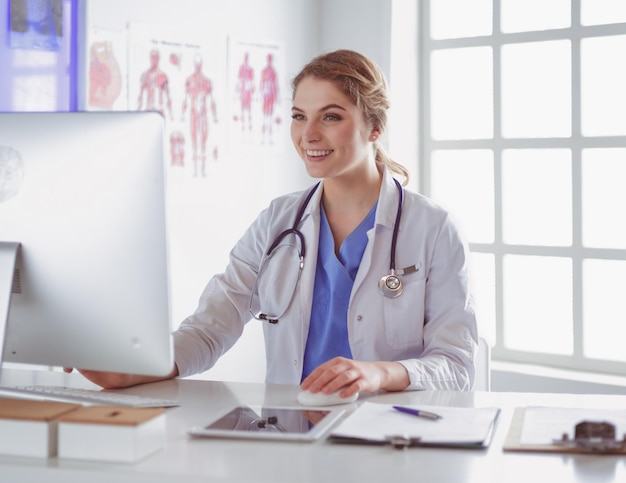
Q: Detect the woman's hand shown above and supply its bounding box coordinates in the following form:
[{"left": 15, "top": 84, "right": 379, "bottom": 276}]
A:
[
  {"left": 63, "top": 366, "right": 178, "bottom": 389},
  {"left": 300, "top": 357, "right": 409, "bottom": 398}
]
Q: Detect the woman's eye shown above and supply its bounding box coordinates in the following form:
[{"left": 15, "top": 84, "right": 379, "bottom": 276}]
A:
[
  {"left": 324, "top": 113, "right": 340, "bottom": 121},
  {"left": 291, "top": 113, "right": 305, "bottom": 121}
]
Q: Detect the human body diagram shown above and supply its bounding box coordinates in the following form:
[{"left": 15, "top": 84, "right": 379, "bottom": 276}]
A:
[
  {"left": 182, "top": 55, "right": 218, "bottom": 177},
  {"left": 230, "top": 47, "right": 283, "bottom": 147},
  {"left": 235, "top": 52, "right": 254, "bottom": 137},
  {"left": 259, "top": 53, "right": 279, "bottom": 144},
  {"left": 137, "top": 49, "right": 173, "bottom": 120}
]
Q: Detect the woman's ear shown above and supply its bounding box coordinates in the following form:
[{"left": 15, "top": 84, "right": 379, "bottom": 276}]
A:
[{"left": 369, "top": 127, "right": 381, "bottom": 142}]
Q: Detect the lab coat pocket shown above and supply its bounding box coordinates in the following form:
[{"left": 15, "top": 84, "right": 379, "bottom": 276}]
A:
[{"left": 382, "top": 275, "right": 426, "bottom": 349}]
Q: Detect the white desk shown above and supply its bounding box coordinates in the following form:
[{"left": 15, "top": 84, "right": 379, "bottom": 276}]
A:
[{"left": 1, "top": 367, "right": 626, "bottom": 483}]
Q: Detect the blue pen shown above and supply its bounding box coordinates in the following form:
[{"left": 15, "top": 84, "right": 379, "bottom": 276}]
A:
[{"left": 392, "top": 405, "right": 442, "bottom": 420}]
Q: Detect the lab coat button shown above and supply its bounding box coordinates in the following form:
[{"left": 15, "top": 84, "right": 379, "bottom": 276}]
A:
[
  {"left": 356, "top": 315, "right": 363, "bottom": 321},
  {"left": 293, "top": 359, "right": 298, "bottom": 366}
]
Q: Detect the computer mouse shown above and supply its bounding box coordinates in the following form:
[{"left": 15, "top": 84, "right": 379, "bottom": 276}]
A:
[{"left": 296, "top": 389, "right": 359, "bottom": 406}]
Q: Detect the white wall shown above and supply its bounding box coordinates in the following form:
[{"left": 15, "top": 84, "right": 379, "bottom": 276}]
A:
[{"left": 319, "top": 0, "right": 393, "bottom": 74}]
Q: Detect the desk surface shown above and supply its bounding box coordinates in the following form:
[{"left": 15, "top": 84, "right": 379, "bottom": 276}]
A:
[{"left": 1, "top": 368, "right": 626, "bottom": 483}]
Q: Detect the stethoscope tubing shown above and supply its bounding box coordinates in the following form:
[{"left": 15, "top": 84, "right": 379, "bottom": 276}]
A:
[
  {"left": 252, "top": 177, "right": 404, "bottom": 322},
  {"left": 264, "top": 181, "right": 321, "bottom": 258},
  {"left": 389, "top": 179, "right": 403, "bottom": 272},
  {"left": 273, "top": 178, "right": 405, "bottom": 292}
]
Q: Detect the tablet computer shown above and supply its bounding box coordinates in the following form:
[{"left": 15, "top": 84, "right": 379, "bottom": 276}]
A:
[{"left": 188, "top": 405, "right": 346, "bottom": 442}]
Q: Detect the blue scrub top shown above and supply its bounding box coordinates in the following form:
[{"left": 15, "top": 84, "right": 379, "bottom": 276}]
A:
[{"left": 302, "top": 202, "right": 377, "bottom": 380}]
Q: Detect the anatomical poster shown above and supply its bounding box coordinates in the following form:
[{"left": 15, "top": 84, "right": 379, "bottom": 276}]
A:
[{"left": 128, "top": 23, "right": 225, "bottom": 179}]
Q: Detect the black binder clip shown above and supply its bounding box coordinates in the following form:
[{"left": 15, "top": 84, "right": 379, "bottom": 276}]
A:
[
  {"left": 553, "top": 420, "right": 626, "bottom": 453},
  {"left": 384, "top": 435, "right": 422, "bottom": 449}
]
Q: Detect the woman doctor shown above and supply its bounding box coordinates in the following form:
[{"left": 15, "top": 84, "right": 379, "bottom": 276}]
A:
[{"left": 72, "top": 49, "right": 478, "bottom": 395}]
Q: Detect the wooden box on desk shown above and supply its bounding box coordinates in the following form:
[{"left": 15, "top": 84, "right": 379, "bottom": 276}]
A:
[
  {"left": 0, "top": 397, "right": 82, "bottom": 458},
  {"left": 57, "top": 406, "right": 166, "bottom": 463}
]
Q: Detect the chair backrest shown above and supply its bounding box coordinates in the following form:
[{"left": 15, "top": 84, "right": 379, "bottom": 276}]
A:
[{"left": 473, "top": 337, "right": 491, "bottom": 391}]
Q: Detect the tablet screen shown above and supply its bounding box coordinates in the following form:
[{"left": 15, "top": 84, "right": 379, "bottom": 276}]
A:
[{"left": 189, "top": 406, "right": 345, "bottom": 442}]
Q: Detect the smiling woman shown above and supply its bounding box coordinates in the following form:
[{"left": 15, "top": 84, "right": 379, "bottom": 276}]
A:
[
  {"left": 73, "top": 49, "right": 478, "bottom": 398},
  {"left": 290, "top": 76, "right": 381, "bottom": 227},
  {"left": 291, "top": 49, "right": 408, "bottom": 187}
]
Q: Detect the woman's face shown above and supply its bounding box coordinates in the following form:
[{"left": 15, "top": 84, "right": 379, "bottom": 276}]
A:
[{"left": 290, "top": 76, "right": 376, "bottom": 181}]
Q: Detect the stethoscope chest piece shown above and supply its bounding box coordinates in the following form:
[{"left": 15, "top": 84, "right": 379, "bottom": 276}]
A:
[
  {"left": 377, "top": 178, "right": 405, "bottom": 299},
  {"left": 379, "top": 272, "right": 403, "bottom": 298}
]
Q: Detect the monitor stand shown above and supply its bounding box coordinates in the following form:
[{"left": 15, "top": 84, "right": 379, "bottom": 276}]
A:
[{"left": 0, "top": 242, "right": 20, "bottom": 366}]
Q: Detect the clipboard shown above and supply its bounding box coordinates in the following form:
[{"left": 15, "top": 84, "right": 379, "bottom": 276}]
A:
[
  {"left": 504, "top": 406, "right": 626, "bottom": 454},
  {"left": 328, "top": 402, "right": 500, "bottom": 449}
]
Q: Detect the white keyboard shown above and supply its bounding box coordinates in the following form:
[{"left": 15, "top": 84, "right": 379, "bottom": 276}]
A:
[{"left": 0, "top": 385, "right": 180, "bottom": 408}]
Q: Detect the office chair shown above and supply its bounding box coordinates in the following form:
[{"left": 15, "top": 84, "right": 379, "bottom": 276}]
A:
[{"left": 473, "top": 337, "right": 491, "bottom": 391}]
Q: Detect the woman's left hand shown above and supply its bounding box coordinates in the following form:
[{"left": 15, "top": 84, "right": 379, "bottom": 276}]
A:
[{"left": 300, "top": 357, "right": 409, "bottom": 398}]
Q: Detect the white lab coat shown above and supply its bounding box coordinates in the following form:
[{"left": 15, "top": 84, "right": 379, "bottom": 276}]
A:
[{"left": 173, "top": 168, "right": 478, "bottom": 390}]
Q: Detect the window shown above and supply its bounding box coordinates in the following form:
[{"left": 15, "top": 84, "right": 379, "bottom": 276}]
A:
[
  {"left": 420, "top": 0, "right": 626, "bottom": 375},
  {"left": 0, "top": 0, "right": 75, "bottom": 112}
]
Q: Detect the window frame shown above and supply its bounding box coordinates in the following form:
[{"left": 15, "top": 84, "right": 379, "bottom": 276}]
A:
[{"left": 418, "top": 0, "right": 626, "bottom": 375}]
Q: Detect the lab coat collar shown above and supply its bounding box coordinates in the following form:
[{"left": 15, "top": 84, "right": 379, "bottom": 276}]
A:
[
  {"left": 374, "top": 166, "right": 403, "bottom": 231},
  {"left": 297, "top": 180, "right": 323, "bottom": 226},
  {"left": 299, "top": 165, "right": 401, "bottom": 231}
]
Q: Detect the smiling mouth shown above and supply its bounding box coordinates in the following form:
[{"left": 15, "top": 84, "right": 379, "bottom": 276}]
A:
[{"left": 306, "top": 149, "right": 333, "bottom": 157}]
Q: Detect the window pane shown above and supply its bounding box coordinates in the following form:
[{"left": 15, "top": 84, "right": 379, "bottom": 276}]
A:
[
  {"left": 502, "top": 149, "right": 572, "bottom": 246},
  {"left": 581, "top": 0, "right": 626, "bottom": 26},
  {"left": 582, "top": 149, "right": 626, "bottom": 249},
  {"left": 430, "top": 0, "right": 492, "bottom": 39},
  {"left": 501, "top": 0, "right": 570, "bottom": 33},
  {"left": 501, "top": 40, "right": 571, "bottom": 138},
  {"left": 503, "top": 255, "right": 573, "bottom": 354},
  {"left": 431, "top": 149, "right": 494, "bottom": 243},
  {"left": 470, "top": 252, "right": 496, "bottom": 344},
  {"left": 430, "top": 47, "right": 493, "bottom": 140},
  {"left": 581, "top": 35, "right": 626, "bottom": 137},
  {"left": 583, "top": 259, "right": 626, "bottom": 362}
]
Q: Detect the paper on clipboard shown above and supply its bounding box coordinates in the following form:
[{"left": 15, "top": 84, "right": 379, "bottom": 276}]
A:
[
  {"left": 504, "top": 406, "right": 626, "bottom": 454},
  {"left": 329, "top": 402, "right": 500, "bottom": 448}
]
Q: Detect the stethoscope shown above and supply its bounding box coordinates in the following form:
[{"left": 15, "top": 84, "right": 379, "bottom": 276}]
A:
[{"left": 249, "top": 178, "right": 405, "bottom": 324}]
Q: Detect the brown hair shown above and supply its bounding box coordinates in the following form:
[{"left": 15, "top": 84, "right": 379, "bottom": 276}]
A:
[{"left": 292, "top": 49, "right": 409, "bottom": 185}]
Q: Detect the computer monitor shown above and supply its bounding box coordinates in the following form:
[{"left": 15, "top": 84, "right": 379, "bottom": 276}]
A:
[{"left": 0, "top": 111, "right": 173, "bottom": 376}]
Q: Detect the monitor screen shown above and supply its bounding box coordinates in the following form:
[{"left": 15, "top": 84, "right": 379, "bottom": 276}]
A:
[{"left": 0, "top": 111, "right": 173, "bottom": 376}]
